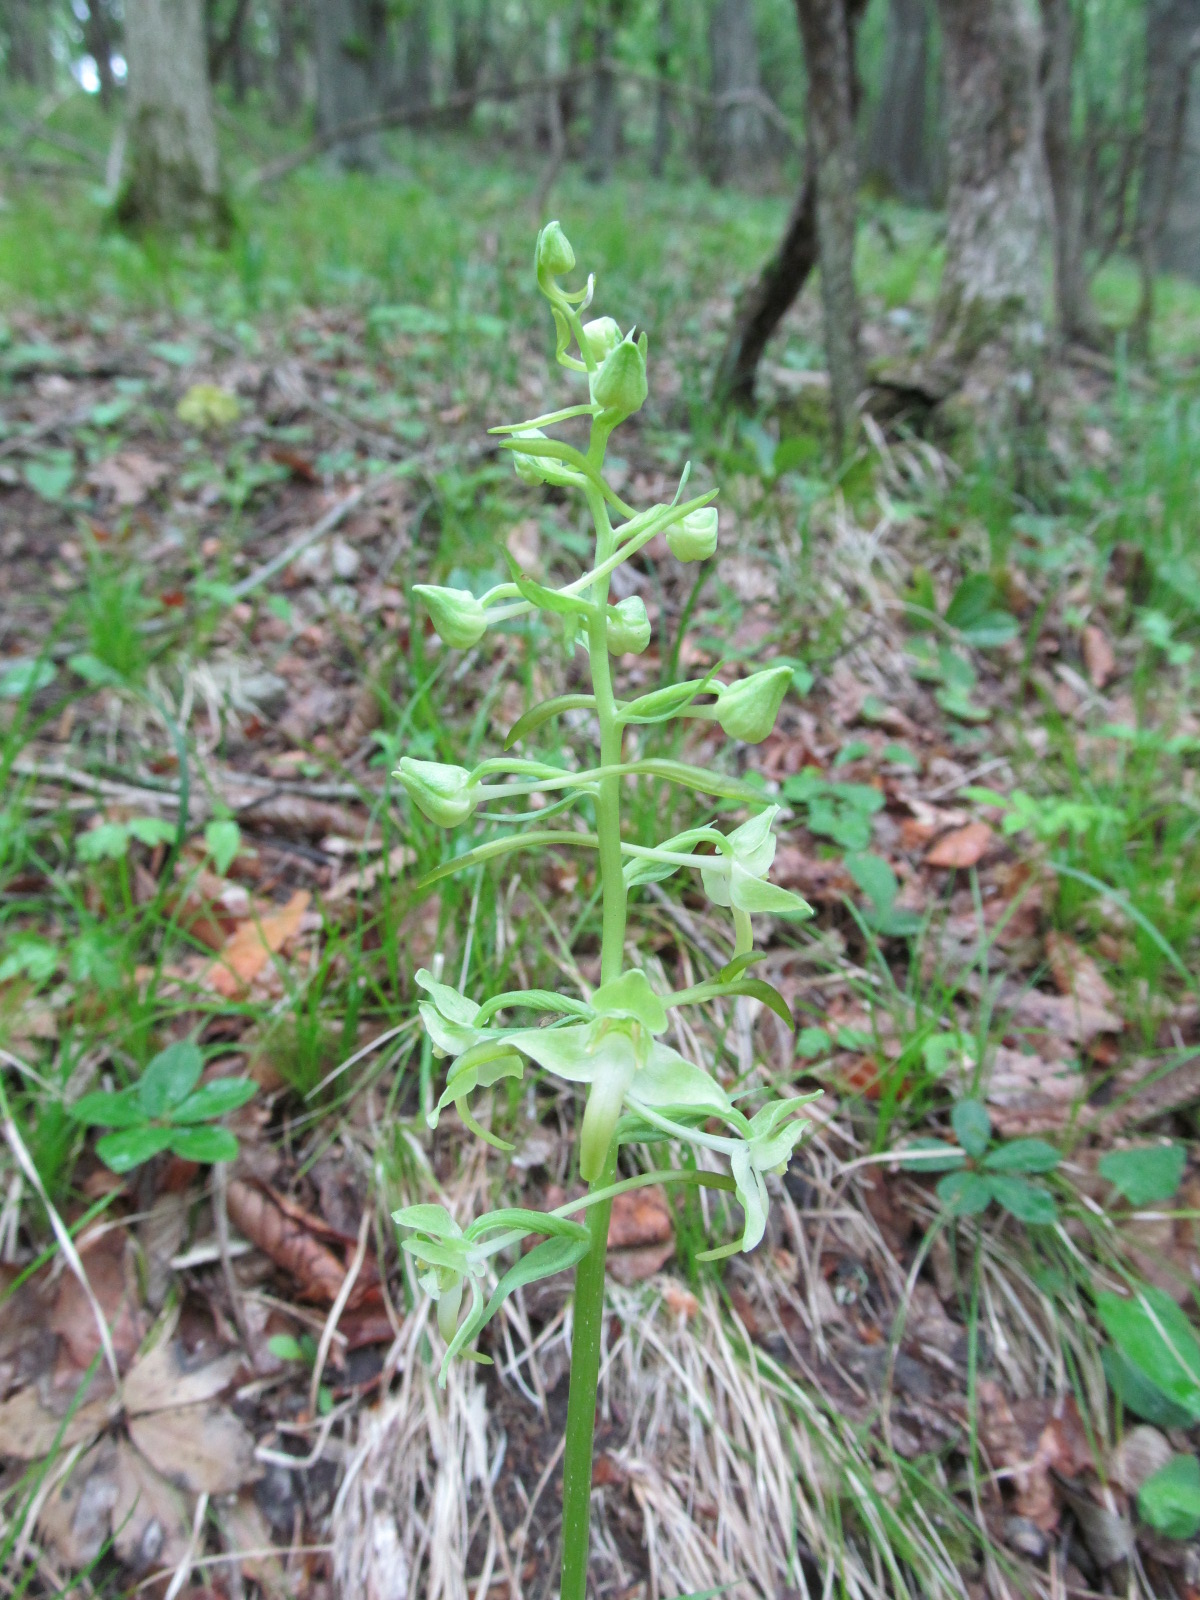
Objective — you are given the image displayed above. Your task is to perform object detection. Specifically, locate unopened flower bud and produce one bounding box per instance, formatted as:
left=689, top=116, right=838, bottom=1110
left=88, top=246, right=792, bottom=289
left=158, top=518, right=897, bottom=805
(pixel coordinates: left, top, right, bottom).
left=536, top=220, right=575, bottom=283
left=667, top=506, right=718, bottom=563
left=582, top=316, right=621, bottom=364
left=715, top=665, right=792, bottom=744
left=510, top=428, right=577, bottom=488
left=397, top=758, right=480, bottom=827
left=413, top=584, right=487, bottom=649
left=607, top=596, right=651, bottom=656
left=591, top=332, right=647, bottom=423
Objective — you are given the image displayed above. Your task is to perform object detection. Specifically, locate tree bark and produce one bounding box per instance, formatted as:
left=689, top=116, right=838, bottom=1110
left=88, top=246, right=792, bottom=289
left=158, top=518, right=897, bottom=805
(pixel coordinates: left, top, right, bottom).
left=924, top=0, right=1047, bottom=401
left=709, top=0, right=767, bottom=185
left=313, top=0, right=389, bottom=171
left=715, top=0, right=868, bottom=412
left=1039, top=0, right=1100, bottom=344
left=4, top=0, right=52, bottom=86
left=396, top=0, right=432, bottom=113
left=272, top=0, right=305, bottom=122
left=116, top=0, right=229, bottom=237
left=84, top=1, right=117, bottom=108
left=1137, top=0, right=1200, bottom=296
left=867, top=0, right=932, bottom=202
left=794, top=0, right=865, bottom=457
left=586, top=16, right=620, bottom=183
left=650, top=0, right=671, bottom=178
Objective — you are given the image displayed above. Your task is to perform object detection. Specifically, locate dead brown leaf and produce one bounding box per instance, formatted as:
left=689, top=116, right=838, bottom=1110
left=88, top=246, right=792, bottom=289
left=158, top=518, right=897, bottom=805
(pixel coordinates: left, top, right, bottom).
left=1045, top=930, right=1116, bottom=1013
left=39, top=1438, right=120, bottom=1567
left=225, top=1176, right=350, bottom=1302
left=206, top=888, right=310, bottom=997
left=112, top=1436, right=191, bottom=1573
left=0, top=1379, right=114, bottom=1458
left=51, top=1229, right=146, bottom=1372
left=926, top=821, right=994, bottom=869
left=129, top=1400, right=259, bottom=1494
left=87, top=450, right=170, bottom=507
left=606, top=1186, right=674, bottom=1285
left=987, top=1046, right=1083, bottom=1136
left=1082, top=624, right=1116, bottom=689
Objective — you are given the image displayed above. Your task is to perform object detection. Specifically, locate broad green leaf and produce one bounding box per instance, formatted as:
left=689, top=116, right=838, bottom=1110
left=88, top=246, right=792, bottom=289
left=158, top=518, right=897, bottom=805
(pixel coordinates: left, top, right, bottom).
left=986, top=1175, right=1057, bottom=1224
left=96, top=1125, right=174, bottom=1173
left=795, top=1026, right=831, bottom=1058
left=78, top=822, right=132, bottom=862
left=172, top=1078, right=257, bottom=1123
left=844, top=852, right=897, bottom=915
left=70, top=1089, right=144, bottom=1128
left=1099, top=1144, right=1186, bottom=1207
left=943, top=573, right=997, bottom=631
left=1138, top=1454, right=1200, bottom=1540
left=266, top=1334, right=306, bottom=1362
left=138, top=1040, right=204, bottom=1117
left=905, top=1138, right=967, bottom=1174
left=127, top=818, right=176, bottom=849
left=1102, top=1346, right=1197, bottom=1428
left=25, top=458, right=74, bottom=502
left=937, top=1170, right=992, bottom=1215
left=983, top=1139, right=1061, bottom=1175
left=951, top=1099, right=991, bottom=1159
left=204, top=819, right=242, bottom=875
left=1096, top=1287, right=1200, bottom=1421
left=0, top=934, right=58, bottom=985
left=0, top=659, right=56, bottom=698
left=168, top=1125, right=238, bottom=1164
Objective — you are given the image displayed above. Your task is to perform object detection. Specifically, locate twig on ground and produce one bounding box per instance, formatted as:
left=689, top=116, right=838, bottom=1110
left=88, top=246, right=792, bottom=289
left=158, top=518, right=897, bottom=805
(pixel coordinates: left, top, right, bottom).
left=309, top=1205, right=372, bottom=1416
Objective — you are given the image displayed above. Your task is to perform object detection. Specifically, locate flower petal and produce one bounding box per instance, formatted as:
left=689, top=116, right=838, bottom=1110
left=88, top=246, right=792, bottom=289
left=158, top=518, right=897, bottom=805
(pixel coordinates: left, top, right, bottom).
left=632, top=1040, right=733, bottom=1114
left=507, top=1023, right=632, bottom=1083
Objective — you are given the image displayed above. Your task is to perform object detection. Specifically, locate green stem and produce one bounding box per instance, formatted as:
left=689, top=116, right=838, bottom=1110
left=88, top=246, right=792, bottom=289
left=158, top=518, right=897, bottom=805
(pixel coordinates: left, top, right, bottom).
left=560, top=468, right=626, bottom=1600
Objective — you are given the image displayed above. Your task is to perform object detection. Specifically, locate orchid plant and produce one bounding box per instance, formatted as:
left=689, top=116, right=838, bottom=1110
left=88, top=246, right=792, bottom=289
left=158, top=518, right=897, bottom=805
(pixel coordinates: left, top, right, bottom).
left=393, top=223, right=817, bottom=1600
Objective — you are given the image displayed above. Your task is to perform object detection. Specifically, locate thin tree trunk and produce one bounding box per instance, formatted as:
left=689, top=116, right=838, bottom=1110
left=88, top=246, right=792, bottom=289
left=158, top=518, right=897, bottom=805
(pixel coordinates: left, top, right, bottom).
left=650, top=0, right=671, bottom=178
left=4, top=0, right=52, bottom=85
left=397, top=0, right=432, bottom=112
left=586, top=17, right=620, bottom=183
left=709, top=0, right=767, bottom=185
left=272, top=0, right=304, bottom=122
left=1040, top=0, right=1100, bottom=344
left=1133, top=0, right=1200, bottom=346
left=116, top=0, right=228, bottom=236
left=925, top=0, right=1046, bottom=401
left=313, top=0, right=388, bottom=171
left=715, top=0, right=868, bottom=411
left=85, top=1, right=116, bottom=108
left=795, top=0, right=865, bottom=457
left=867, top=0, right=932, bottom=202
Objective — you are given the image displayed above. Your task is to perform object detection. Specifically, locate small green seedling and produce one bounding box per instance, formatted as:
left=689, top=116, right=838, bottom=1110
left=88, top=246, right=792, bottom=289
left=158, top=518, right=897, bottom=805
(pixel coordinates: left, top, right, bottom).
left=966, top=786, right=1123, bottom=843
left=268, top=1332, right=334, bottom=1413
left=77, top=816, right=176, bottom=863
left=70, top=1039, right=256, bottom=1173
left=1098, top=1143, right=1186, bottom=1207
left=913, top=1099, right=1061, bottom=1222
left=844, top=852, right=922, bottom=937
left=782, top=770, right=884, bottom=851
left=906, top=567, right=1019, bottom=649
left=1138, top=1454, right=1200, bottom=1540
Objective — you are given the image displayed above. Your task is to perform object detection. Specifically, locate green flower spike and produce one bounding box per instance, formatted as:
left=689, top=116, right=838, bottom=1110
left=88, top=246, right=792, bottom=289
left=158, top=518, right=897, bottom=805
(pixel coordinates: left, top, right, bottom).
left=506, top=970, right=732, bottom=1182
left=607, top=596, right=651, bottom=656
left=582, top=316, right=622, bottom=364
left=591, top=331, right=648, bottom=425
left=413, top=584, right=488, bottom=649
left=397, top=758, right=481, bottom=827
left=667, top=506, right=718, bottom=563
left=714, top=665, right=792, bottom=744
left=699, top=807, right=812, bottom=919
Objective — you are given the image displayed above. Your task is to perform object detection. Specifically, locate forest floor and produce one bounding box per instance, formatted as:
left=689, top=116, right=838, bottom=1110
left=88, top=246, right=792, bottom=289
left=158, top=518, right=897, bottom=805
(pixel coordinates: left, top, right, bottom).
left=3, top=115, right=1200, bottom=1600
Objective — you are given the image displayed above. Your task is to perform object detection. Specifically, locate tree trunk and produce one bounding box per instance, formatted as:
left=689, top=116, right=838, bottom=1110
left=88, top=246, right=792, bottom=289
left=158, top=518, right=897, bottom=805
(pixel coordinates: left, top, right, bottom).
left=396, top=0, right=432, bottom=112
left=925, top=0, right=1047, bottom=404
left=85, top=1, right=117, bottom=108
left=709, top=0, right=767, bottom=185
left=313, top=0, right=388, bottom=171
left=1159, top=58, right=1200, bottom=279
left=586, top=18, right=620, bottom=183
left=4, top=0, right=52, bottom=86
left=795, top=0, right=865, bottom=457
left=650, top=0, right=671, bottom=178
left=116, top=0, right=229, bottom=237
left=1137, top=0, right=1200, bottom=318
left=272, top=0, right=305, bottom=122
left=714, top=0, right=868, bottom=412
left=867, top=0, right=932, bottom=202
left=1040, top=0, right=1100, bottom=344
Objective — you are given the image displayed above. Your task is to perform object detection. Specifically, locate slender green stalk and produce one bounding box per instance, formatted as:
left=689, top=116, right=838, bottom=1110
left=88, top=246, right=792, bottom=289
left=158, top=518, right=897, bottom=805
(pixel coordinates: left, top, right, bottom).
left=560, top=466, right=627, bottom=1600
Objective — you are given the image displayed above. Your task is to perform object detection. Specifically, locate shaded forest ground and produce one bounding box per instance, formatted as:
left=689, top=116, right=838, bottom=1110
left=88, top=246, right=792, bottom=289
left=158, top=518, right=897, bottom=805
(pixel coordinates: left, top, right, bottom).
left=4, top=112, right=1200, bottom=1599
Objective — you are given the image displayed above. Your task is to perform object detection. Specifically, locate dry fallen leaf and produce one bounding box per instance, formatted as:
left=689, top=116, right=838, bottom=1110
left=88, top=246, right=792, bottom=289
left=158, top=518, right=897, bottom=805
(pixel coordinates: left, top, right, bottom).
left=225, top=1176, right=350, bottom=1303
left=87, top=450, right=170, bottom=507
left=51, top=1229, right=146, bottom=1372
left=926, top=821, right=994, bottom=869
left=129, top=1400, right=258, bottom=1494
left=112, top=1436, right=191, bottom=1573
left=207, top=888, right=310, bottom=997
left=1082, top=624, right=1116, bottom=689
left=606, top=1185, right=674, bottom=1285
left=1045, top=930, right=1116, bottom=1013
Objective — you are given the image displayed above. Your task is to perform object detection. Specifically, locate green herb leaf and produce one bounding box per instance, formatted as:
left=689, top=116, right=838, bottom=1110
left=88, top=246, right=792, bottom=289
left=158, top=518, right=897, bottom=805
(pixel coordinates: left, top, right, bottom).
left=1099, top=1144, right=1186, bottom=1207
left=70, top=1089, right=144, bottom=1129
left=168, top=1126, right=239, bottom=1164
left=1096, top=1287, right=1200, bottom=1421
left=937, top=1170, right=993, bottom=1215
left=1138, top=1454, right=1200, bottom=1540
left=204, top=819, right=242, bottom=875
left=172, top=1078, right=257, bottom=1124
left=983, top=1139, right=1061, bottom=1175
left=96, top=1125, right=175, bottom=1173
left=139, top=1041, right=204, bottom=1117
left=986, top=1175, right=1057, bottom=1224
left=950, top=1100, right=991, bottom=1159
